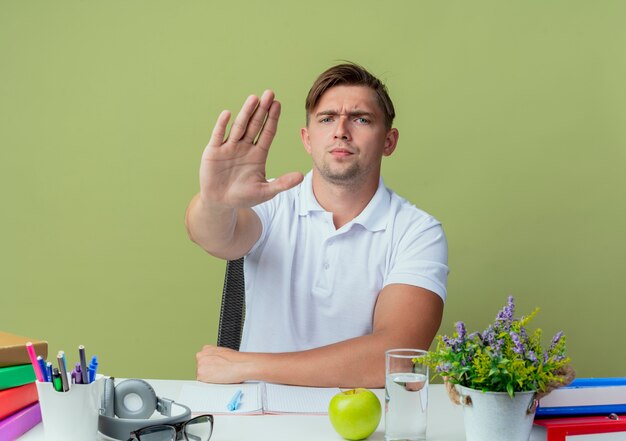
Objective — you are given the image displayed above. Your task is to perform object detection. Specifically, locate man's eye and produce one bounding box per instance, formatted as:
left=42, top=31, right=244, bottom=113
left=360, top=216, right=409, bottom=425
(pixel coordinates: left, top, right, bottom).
left=320, top=117, right=333, bottom=123
left=356, top=117, right=370, bottom=124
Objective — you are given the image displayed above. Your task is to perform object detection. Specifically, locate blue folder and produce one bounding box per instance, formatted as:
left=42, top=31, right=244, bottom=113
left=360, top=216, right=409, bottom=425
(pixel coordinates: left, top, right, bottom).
left=536, top=378, right=626, bottom=417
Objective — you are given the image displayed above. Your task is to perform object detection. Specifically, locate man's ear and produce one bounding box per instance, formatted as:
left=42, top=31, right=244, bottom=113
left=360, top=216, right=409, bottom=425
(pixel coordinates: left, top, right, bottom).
left=383, top=128, right=399, bottom=157
left=300, top=127, right=312, bottom=155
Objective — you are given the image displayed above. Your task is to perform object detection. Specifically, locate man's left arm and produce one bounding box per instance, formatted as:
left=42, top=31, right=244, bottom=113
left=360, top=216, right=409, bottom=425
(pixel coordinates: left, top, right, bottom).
left=196, top=284, right=443, bottom=388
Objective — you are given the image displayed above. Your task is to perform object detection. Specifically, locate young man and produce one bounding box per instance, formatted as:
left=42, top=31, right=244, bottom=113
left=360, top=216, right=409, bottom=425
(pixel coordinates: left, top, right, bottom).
left=185, top=63, right=448, bottom=388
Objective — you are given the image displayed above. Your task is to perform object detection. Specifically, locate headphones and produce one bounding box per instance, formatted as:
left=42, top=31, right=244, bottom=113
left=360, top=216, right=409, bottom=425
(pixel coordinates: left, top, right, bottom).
left=98, top=378, right=191, bottom=440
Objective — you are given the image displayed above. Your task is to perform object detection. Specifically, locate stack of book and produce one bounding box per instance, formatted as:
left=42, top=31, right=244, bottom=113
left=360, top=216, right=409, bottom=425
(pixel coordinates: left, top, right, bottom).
left=0, top=331, right=48, bottom=441
left=534, top=378, right=626, bottom=441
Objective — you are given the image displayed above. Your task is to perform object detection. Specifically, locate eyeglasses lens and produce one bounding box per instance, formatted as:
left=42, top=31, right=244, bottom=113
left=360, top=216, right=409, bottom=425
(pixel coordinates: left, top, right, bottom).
left=185, top=415, right=213, bottom=441
left=135, top=425, right=176, bottom=441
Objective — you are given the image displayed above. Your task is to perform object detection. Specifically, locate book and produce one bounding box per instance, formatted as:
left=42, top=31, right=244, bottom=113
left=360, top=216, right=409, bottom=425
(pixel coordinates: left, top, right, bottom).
left=178, top=382, right=342, bottom=415
left=0, top=332, right=48, bottom=369
left=537, top=378, right=626, bottom=417
left=0, top=383, right=39, bottom=421
left=0, top=402, right=42, bottom=441
left=0, top=365, right=36, bottom=391
left=534, top=414, right=626, bottom=441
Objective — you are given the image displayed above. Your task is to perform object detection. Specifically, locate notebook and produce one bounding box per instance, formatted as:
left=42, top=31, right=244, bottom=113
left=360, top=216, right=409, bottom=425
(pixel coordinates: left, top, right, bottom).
left=536, top=378, right=626, bottom=417
left=178, top=382, right=341, bottom=415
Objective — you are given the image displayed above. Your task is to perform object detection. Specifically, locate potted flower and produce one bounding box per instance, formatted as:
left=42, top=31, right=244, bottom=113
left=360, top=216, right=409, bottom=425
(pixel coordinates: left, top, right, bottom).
left=426, top=296, right=575, bottom=441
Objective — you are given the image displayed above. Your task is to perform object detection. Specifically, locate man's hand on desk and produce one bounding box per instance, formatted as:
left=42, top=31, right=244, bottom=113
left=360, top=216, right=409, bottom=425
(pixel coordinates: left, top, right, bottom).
left=196, top=345, right=253, bottom=383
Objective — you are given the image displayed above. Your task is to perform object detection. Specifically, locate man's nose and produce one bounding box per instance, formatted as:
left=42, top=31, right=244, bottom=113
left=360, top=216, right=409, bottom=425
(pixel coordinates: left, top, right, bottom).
left=333, top=117, right=351, bottom=141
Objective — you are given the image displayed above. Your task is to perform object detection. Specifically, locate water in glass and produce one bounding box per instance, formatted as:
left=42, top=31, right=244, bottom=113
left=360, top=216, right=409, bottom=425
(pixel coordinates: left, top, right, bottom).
left=385, top=372, right=428, bottom=441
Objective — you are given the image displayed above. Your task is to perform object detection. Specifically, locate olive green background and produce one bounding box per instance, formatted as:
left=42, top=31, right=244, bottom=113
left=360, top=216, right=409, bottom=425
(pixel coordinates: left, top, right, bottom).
left=1, top=1, right=625, bottom=380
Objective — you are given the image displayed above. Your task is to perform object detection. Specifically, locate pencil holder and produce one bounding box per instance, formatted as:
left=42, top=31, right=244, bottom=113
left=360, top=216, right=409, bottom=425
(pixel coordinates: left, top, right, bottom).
left=35, top=376, right=103, bottom=441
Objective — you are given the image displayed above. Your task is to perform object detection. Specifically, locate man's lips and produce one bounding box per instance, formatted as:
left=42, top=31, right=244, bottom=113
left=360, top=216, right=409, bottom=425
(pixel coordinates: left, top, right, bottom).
left=329, top=148, right=354, bottom=157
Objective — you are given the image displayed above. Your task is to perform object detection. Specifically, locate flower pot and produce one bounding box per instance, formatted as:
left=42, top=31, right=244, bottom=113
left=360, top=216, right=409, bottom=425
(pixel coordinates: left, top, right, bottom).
left=456, top=385, right=537, bottom=441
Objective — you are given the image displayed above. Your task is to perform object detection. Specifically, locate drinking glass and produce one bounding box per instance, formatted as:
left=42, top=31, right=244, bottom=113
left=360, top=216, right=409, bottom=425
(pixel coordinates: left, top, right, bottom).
left=385, top=349, right=429, bottom=441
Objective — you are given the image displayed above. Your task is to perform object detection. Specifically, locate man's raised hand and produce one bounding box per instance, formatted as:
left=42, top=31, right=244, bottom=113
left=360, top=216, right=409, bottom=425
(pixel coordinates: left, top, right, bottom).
left=200, top=90, right=303, bottom=209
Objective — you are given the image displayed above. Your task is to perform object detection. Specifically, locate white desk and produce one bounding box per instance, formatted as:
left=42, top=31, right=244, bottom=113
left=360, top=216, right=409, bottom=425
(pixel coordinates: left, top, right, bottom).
left=17, top=379, right=620, bottom=441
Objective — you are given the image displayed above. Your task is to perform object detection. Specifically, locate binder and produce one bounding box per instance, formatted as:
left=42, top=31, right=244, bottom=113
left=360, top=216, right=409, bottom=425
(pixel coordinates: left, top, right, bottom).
left=536, top=378, right=626, bottom=417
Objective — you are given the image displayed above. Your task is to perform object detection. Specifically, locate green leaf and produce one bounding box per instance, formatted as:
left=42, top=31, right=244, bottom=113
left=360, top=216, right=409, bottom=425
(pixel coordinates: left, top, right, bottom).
left=506, top=383, right=515, bottom=398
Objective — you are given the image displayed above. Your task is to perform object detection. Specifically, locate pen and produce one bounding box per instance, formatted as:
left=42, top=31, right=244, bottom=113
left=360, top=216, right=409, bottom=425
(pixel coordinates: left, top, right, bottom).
left=78, top=345, right=88, bottom=385
left=37, top=356, right=48, bottom=382
left=57, top=351, right=69, bottom=392
left=227, top=389, right=243, bottom=411
left=46, top=362, right=53, bottom=384
left=52, top=368, right=63, bottom=392
left=25, top=342, right=45, bottom=382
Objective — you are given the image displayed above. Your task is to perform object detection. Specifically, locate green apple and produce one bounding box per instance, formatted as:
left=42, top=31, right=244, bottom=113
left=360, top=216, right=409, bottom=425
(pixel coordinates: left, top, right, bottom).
left=328, top=388, right=382, bottom=440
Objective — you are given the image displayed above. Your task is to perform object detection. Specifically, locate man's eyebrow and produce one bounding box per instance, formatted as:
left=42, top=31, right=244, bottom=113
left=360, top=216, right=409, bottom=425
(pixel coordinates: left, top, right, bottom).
left=315, top=110, right=376, bottom=118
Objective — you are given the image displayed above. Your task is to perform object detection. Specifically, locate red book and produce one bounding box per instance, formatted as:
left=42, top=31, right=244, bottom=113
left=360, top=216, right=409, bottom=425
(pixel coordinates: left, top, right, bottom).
left=534, top=414, right=626, bottom=441
left=0, top=383, right=39, bottom=420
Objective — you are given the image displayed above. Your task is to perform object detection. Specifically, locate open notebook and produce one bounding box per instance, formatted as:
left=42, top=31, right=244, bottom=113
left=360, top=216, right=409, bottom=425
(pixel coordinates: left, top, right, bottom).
left=178, top=382, right=341, bottom=415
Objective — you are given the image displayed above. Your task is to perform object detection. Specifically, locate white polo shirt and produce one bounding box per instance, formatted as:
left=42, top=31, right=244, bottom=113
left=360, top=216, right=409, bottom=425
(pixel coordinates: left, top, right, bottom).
left=239, top=171, right=449, bottom=353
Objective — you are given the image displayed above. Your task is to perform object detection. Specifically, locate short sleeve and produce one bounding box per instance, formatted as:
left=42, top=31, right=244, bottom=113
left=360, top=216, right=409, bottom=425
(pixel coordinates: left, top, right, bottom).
left=248, top=194, right=279, bottom=256
left=384, top=218, right=449, bottom=301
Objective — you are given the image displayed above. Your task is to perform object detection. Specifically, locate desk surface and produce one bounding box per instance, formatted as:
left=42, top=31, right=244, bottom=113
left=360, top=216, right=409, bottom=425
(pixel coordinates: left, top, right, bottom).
left=17, top=379, right=617, bottom=441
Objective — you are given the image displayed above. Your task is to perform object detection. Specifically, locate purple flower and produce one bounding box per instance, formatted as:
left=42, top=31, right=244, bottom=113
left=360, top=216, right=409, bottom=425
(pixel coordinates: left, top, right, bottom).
left=510, top=331, right=525, bottom=355
left=520, top=327, right=528, bottom=340
left=528, top=350, right=538, bottom=363
left=456, top=321, right=467, bottom=340
left=550, top=331, right=564, bottom=350
left=436, top=362, right=452, bottom=373
left=483, top=325, right=496, bottom=347
left=495, top=339, right=505, bottom=352
left=495, top=296, right=515, bottom=330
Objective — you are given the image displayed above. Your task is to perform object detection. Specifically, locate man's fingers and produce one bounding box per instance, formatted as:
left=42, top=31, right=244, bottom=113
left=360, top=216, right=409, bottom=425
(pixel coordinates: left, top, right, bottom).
left=208, top=110, right=231, bottom=147
left=241, top=90, right=275, bottom=144
left=264, top=172, right=304, bottom=199
left=255, top=100, right=281, bottom=151
left=228, top=94, right=259, bottom=143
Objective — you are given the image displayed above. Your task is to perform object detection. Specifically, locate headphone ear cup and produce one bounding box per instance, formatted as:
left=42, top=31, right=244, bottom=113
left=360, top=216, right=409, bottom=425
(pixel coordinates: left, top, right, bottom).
left=102, top=377, right=115, bottom=417
left=113, top=379, right=158, bottom=419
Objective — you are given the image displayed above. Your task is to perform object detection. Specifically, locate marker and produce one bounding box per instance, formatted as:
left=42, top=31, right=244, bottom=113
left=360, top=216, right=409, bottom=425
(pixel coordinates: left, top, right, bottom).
left=57, top=352, right=69, bottom=392
left=87, top=355, right=98, bottom=383
left=227, top=389, right=243, bottom=411
left=25, top=342, right=45, bottom=382
left=37, top=356, right=48, bottom=382
left=71, top=363, right=82, bottom=385
left=78, top=345, right=89, bottom=385
left=52, top=368, right=63, bottom=392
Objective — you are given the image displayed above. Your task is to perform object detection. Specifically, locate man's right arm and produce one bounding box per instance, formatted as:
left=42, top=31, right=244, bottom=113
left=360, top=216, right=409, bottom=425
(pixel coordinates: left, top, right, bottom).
left=185, top=194, right=261, bottom=261
left=185, top=90, right=303, bottom=260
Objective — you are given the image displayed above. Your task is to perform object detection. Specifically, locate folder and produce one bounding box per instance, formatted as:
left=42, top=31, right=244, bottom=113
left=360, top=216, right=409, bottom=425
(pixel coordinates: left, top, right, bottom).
left=536, top=378, right=626, bottom=417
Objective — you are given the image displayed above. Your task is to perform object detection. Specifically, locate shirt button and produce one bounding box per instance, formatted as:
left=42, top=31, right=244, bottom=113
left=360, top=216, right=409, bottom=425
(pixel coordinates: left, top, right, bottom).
left=323, top=263, right=330, bottom=270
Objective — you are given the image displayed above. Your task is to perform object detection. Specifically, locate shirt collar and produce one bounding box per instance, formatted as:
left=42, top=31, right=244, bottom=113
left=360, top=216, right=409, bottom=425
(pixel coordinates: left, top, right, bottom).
left=297, top=170, right=391, bottom=232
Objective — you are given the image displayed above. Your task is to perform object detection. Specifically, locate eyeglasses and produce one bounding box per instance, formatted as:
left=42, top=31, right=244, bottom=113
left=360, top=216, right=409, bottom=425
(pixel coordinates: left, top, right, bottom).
left=127, top=415, right=214, bottom=441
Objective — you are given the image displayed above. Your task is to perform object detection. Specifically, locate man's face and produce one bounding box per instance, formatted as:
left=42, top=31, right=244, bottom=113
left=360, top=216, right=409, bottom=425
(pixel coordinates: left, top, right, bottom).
left=301, top=85, right=398, bottom=187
